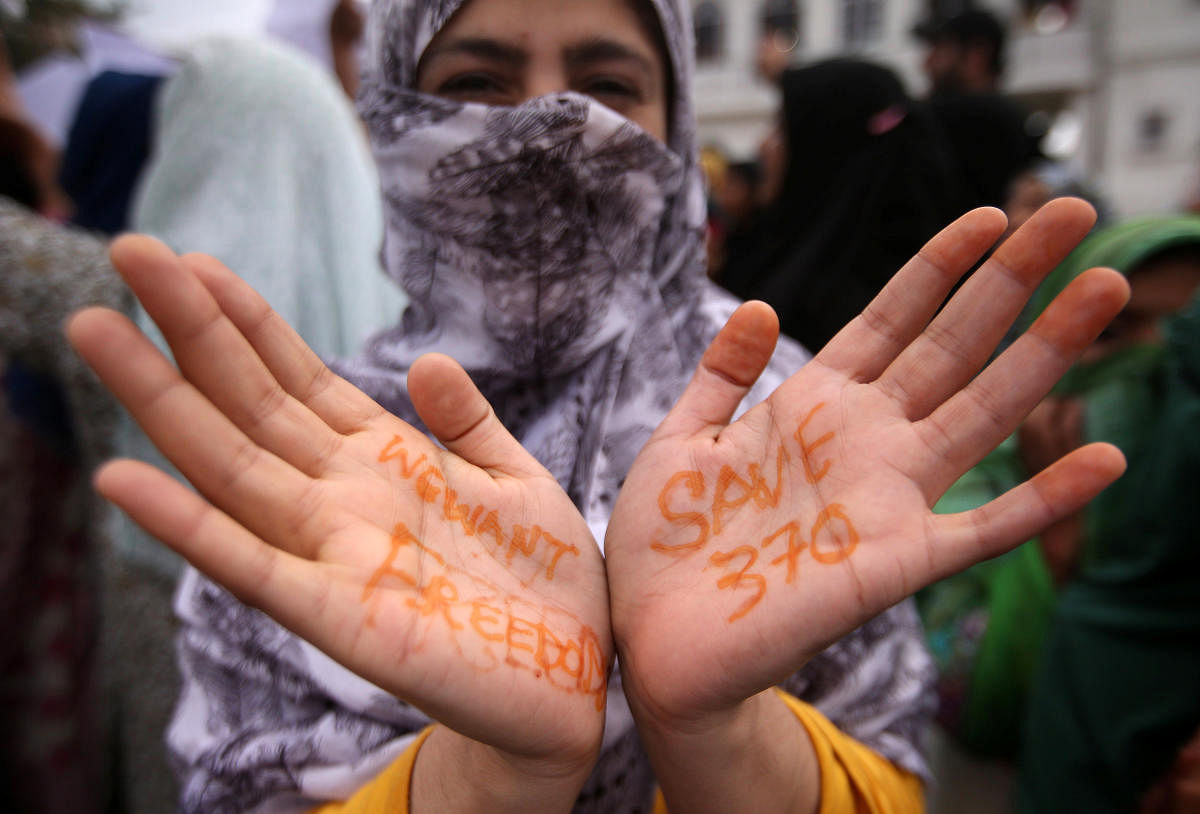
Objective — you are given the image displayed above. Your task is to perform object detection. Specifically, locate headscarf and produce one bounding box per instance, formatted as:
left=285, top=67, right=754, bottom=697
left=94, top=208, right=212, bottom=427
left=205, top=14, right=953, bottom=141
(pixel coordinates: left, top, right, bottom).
left=1026, top=215, right=1200, bottom=592
left=117, top=36, right=406, bottom=579
left=133, top=36, right=403, bottom=361
left=169, top=5, right=934, bottom=812
left=721, top=59, right=960, bottom=352
left=927, top=89, right=1041, bottom=213
left=337, top=0, right=727, bottom=532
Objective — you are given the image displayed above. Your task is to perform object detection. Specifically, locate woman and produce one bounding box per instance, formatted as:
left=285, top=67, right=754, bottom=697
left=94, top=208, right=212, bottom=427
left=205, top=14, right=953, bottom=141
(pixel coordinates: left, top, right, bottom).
left=66, top=0, right=1129, bottom=811
left=720, top=59, right=960, bottom=352
left=1017, top=216, right=1200, bottom=814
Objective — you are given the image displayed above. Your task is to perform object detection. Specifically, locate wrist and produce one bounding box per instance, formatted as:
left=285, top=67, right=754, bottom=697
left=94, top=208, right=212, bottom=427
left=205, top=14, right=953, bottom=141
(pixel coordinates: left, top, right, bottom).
left=627, top=689, right=820, bottom=814
left=411, top=726, right=596, bottom=814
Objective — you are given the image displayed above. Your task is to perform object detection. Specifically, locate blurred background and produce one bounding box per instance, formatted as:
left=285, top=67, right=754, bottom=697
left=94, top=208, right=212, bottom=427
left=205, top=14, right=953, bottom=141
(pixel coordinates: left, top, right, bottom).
left=692, top=0, right=1199, bottom=219
left=7, top=0, right=1199, bottom=219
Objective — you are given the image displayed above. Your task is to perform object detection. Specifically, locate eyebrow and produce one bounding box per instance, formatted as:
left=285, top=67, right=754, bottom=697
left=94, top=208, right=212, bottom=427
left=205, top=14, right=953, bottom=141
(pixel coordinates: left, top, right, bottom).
left=563, top=38, right=657, bottom=76
left=423, top=36, right=657, bottom=78
left=422, top=37, right=528, bottom=68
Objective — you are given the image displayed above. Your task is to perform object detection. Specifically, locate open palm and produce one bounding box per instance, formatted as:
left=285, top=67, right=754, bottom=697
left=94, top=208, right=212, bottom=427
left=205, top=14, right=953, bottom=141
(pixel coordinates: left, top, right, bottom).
left=607, top=200, right=1130, bottom=727
left=67, top=237, right=610, bottom=766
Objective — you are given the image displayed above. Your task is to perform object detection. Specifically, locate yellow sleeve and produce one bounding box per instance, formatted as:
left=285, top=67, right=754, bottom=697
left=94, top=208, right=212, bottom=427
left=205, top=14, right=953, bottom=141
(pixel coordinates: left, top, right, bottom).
left=650, top=691, right=924, bottom=814
left=308, top=726, right=436, bottom=814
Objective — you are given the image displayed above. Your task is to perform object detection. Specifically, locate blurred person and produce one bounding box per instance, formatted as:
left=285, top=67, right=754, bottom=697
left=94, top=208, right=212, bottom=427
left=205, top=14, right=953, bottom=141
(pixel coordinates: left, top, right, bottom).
left=0, top=37, right=71, bottom=219
left=915, top=217, right=1200, bottom=814
left=1185, top=165, right=1200, bottom=215
left=64, top=2, right=1133, bottom=814
left=1016, top=216, right=1200, bottom=814
left=710, top=158, right=764, bottom=284
left=755, top=29, right=794, bottom=85
left=330, top=0, right=368, bottom=99
left=914, top=8, right=1007, bottom=96
left=0, top=81, right=126, bottom=814
left=58, top=69, right=165, bottom=235
left=699, top=143, right=729, bottom=276
left=0, top=184, right=129, bottom=814
left=266, top=0, right=368, bottom=98
left=755, top=3, right=802, bottom=86
left=719, top=160, right=763, bottom=234
left=995, top=160, right=1113, bottom=354
left=720, top=58, right=960, bottom=353
left=912, top=8, right=1041, bottom=212
left=51, top=0, right=371, bottom=238
left=96, top=35, right=406, bottom=814
left=0, top=32, right=406, bottom=814
left=1002, top=161, right=1112, bottom=243
left=1140, top=724, right=1200, bottom=814
left=0, top=111, right=42, bottom=209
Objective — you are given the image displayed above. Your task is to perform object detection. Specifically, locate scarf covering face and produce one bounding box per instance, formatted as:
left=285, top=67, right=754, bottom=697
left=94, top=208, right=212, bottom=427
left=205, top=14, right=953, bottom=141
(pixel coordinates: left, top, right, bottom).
left=169, top=3, right=934, bottom=811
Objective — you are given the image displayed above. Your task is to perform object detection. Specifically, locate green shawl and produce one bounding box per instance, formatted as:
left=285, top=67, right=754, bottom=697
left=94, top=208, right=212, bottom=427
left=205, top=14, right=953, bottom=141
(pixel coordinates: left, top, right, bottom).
left=919, top=215, right=1200, bottom=764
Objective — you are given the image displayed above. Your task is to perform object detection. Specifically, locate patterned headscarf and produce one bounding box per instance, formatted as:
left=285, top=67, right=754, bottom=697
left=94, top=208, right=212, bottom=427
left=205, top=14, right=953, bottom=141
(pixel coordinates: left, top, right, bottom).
left=336, top=0, right=740, bottom=540
left=170, top=3, right=933, bottom=811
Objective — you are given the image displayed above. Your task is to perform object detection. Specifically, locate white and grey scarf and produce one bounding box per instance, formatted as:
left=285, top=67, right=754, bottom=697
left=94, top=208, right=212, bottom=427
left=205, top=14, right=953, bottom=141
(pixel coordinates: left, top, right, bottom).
left=169, top=2, right=935, bottom=812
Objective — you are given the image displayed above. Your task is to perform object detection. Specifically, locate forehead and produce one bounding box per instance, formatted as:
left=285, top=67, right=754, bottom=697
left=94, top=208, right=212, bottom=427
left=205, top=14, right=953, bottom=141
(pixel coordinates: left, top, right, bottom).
left=426, top=0, right=666, bottom=58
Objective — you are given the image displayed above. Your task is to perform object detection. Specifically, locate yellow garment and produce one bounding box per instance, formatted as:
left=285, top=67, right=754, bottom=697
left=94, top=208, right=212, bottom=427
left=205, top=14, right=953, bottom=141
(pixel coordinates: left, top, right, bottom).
left=649, top=692, right=924, bottom=814
left=309, top=727, right=435, bottom=814
left=310, top=692, right=922, bottom=814
left=775, top=691, right=924, bottom=814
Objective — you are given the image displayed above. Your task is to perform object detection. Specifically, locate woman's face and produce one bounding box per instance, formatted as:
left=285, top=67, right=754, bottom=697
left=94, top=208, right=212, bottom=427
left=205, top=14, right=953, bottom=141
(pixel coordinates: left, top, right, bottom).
left=414, top=0, right=670, bottom=142
left=1083, top=251, right=1200, bottom=362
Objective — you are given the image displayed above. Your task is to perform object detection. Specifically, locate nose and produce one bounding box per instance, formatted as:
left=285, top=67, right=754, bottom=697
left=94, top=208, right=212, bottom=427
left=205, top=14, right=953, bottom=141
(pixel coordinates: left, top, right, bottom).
left=524, top=56, right=570, bottom=102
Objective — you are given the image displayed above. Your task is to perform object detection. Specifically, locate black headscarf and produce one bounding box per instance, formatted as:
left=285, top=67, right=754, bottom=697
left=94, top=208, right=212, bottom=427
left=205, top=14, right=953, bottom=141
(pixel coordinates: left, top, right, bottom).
left=722, top=58, right=960, bottom=352
left=927, top=88, right=1042, bottom=213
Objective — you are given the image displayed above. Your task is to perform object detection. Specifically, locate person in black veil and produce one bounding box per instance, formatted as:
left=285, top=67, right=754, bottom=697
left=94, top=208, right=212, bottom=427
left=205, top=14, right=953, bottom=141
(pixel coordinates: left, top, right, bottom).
left=913, top=9, right=1042, bottom=214
left=720, top=58, right=961, bottom=353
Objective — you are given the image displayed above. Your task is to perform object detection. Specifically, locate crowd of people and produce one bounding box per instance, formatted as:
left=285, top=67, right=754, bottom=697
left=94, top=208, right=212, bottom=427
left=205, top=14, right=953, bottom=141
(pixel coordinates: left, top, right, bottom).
left=1, top=1, right=1198, bottom=813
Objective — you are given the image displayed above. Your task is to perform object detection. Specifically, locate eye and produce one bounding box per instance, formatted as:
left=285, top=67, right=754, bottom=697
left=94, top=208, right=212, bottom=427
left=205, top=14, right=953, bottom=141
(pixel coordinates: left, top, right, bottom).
left=435, top=72, right=510, bottom=102
left=578, top=75, right=643, bottom=103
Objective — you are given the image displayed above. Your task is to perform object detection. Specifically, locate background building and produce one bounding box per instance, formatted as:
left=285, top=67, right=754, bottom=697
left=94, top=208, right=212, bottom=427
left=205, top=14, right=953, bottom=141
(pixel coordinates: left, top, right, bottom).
left=691, top=0, right=1200, bottom=217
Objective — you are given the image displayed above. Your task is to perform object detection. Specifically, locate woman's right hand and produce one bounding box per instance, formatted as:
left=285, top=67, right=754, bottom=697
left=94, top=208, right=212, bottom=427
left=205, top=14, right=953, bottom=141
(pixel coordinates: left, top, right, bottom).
left=67, top=237, right=610, bottom=809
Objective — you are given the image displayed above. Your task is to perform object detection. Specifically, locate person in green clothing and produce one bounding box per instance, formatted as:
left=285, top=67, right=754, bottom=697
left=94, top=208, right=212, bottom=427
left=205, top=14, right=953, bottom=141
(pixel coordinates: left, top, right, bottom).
left=1014, top=216, right=1200, bottom=813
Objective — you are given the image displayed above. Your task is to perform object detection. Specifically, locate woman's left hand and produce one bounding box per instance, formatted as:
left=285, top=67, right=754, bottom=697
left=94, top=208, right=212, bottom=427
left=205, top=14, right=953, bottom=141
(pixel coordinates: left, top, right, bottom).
left=606, top=199, right=1129, bottom=731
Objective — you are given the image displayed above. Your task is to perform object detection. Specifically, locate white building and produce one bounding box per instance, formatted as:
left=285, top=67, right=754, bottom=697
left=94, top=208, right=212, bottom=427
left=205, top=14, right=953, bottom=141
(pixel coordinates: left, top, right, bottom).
left=691, top=0, right=1200, bottom=217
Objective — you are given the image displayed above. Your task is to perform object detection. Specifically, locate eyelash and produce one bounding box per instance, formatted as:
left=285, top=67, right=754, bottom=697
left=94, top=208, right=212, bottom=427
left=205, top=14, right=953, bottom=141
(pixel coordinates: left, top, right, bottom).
left=436, top=73, right=506, bottom=96
left=582, top=76, right=636, bottom=95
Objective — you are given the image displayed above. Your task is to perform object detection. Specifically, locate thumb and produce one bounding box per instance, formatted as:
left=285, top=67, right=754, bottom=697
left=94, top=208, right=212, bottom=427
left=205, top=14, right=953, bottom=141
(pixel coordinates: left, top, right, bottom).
left=656, top=301, right=780, bottom=440
left=408, top=353, right=548, bottom=479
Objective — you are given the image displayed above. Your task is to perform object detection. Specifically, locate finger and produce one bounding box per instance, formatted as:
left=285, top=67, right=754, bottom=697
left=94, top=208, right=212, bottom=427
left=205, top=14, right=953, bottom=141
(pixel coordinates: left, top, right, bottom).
left=67, top=307, right=328, bottom=548
left=407, top=353, right=550, bottom=480
left=915, top=267, right=1129, bottom=499
left=816, top=207, right=1007, bottom=379
left=95, top=459, right=342, bottom=650
left=652, top=301, right=779, bottom=440
left=109, top=236, right=343, bottom=475
left=877, top=197, right=1098, bottom=419
left=929, top=443, right=1125, bottom=579
left=182, top=253, right=386, bottom=433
